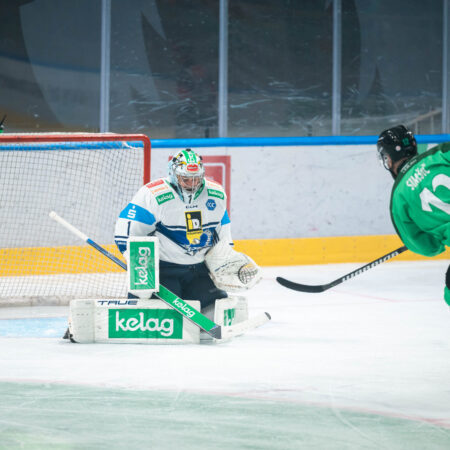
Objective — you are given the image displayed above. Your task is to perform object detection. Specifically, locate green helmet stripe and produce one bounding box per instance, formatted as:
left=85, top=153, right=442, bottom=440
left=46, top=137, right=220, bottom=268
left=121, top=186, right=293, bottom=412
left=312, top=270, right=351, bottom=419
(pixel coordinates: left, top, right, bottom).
left=180, top=149, right=199, bottom=163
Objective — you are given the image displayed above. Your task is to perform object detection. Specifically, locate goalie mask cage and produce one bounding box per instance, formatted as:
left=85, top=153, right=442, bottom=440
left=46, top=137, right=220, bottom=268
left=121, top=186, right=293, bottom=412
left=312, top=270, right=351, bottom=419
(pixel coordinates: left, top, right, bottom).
left=0, top=133, right=151, bottom=306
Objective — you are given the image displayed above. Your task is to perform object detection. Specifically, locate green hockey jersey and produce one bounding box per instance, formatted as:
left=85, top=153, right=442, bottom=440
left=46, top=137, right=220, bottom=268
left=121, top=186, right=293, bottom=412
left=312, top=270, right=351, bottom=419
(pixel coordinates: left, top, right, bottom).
left=390, top=142, right=450, bottom=256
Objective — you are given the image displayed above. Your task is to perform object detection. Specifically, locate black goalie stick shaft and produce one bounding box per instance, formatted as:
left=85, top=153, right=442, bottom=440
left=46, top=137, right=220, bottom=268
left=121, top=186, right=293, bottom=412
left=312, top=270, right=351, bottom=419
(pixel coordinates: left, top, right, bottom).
left=276, top=245, right=408, bottom=293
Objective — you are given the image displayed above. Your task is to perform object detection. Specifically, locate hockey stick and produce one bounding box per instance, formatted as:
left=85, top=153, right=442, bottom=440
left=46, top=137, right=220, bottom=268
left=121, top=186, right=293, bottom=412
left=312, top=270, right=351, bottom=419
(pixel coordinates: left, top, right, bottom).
left=49, top=211, right=270, bottom=339
left=276, top=245, right=408, bottom=293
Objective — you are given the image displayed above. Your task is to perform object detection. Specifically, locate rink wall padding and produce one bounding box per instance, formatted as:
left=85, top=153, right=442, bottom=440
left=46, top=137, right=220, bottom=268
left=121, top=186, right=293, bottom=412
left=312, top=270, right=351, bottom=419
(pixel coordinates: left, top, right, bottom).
left=234, top=234, right=450, bottom=266
left=149, top=139, right=449, bottom=242
left=0, top=245, right=124, bottom=276
left=2, top=235, right=449, bottom=276
left=3, top=137, right=450, bottom=277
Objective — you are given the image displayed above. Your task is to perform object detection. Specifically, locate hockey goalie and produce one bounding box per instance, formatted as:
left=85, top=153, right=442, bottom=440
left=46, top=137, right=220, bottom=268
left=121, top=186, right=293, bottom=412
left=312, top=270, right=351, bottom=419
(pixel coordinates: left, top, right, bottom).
left=116, top=148, right=261, bottom=334
left=67, top=148, right=262, bottom=344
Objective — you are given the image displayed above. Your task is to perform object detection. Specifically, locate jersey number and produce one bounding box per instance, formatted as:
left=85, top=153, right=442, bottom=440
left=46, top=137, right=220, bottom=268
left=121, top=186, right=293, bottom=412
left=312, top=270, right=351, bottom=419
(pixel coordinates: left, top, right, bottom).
left=419, top=174, right=450, bottom=214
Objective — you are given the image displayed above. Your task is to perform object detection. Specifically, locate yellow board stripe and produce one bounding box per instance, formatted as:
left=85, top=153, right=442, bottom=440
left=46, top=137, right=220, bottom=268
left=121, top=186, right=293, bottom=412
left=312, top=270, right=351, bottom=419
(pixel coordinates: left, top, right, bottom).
left=0, top=244, right=125, bottom=276
left=234, top=234, right=450, bottom=266
left=1, top=235, right=449, bottom=276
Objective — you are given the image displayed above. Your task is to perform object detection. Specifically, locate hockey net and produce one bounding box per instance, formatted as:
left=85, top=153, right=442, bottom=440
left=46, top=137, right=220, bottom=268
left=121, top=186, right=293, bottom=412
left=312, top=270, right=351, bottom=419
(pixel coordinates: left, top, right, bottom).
left=0, top=133, right=151, bottom=306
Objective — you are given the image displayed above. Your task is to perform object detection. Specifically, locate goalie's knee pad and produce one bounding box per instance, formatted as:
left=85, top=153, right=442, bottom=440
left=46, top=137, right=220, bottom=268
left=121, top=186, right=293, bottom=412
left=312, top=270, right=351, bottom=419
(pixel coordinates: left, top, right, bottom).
left=229, top=296, right=249, bottom=324
left=217, top=295, right=248, bottom=325
left=200, top=296, right=249, bottom=342
left=67, top=299, right=96, bottom=343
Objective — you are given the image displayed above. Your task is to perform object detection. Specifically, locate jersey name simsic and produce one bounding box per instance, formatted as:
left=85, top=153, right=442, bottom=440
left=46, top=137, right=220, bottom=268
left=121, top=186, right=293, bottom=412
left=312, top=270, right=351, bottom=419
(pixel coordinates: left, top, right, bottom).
left=405, top=163, right=430, bottom=191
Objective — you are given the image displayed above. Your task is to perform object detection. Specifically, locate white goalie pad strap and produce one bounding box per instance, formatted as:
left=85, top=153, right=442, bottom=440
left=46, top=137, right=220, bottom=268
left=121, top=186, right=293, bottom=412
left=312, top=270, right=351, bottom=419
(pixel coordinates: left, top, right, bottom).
left=205, top=241, right=262, bottom=292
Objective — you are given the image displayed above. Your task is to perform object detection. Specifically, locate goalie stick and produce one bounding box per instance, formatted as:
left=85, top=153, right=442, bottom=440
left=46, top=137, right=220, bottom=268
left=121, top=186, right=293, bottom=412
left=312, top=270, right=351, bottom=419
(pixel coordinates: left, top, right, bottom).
left=276, top=245, right=408, bottom=293
left=49, top=211, right=270, bottom=340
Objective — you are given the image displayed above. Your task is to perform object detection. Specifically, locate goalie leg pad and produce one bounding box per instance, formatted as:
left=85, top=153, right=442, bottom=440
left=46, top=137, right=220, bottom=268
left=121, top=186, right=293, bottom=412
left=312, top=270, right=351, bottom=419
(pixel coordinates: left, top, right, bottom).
left=68, top=299, right=96, bottom=343
left=200, top=296, right=249, bottom=342
left=231, top=295, right=249, bottom=324
left=67, top=299, right=201, bottom=344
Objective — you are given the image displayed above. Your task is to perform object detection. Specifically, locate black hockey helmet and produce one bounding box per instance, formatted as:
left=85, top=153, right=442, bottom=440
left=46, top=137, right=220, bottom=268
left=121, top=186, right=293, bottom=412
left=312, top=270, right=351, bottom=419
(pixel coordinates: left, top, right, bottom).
left=377, top=125, right=417, bottom=175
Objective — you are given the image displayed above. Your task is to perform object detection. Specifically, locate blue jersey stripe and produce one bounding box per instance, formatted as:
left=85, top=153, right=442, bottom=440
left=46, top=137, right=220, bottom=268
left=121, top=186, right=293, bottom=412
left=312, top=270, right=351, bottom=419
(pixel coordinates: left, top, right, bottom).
left=156, top=223, right=190, bottom=246
left=221, top=210, right=230, bottom=225
left=119, top=203, right=156, bottom=225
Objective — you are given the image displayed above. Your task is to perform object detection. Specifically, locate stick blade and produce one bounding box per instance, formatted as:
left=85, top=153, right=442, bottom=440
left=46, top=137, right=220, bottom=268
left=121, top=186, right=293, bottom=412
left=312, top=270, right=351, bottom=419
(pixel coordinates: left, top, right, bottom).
left=208, top=325, right=222, bottom=339
left=276, top=276, right=328, bottom=293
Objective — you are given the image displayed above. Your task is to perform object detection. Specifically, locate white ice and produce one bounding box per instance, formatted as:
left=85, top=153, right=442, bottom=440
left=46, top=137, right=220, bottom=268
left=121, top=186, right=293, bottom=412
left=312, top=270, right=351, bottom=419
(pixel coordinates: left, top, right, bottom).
left=1, top=260, right=450, bottom=448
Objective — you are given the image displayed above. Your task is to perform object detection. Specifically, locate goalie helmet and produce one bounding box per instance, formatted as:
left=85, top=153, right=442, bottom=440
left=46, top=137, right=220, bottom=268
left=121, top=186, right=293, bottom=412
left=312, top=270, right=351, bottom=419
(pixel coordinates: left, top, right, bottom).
left=168, top=148, right=205, bottom=203
left=377, top=125, right=417, bottom=178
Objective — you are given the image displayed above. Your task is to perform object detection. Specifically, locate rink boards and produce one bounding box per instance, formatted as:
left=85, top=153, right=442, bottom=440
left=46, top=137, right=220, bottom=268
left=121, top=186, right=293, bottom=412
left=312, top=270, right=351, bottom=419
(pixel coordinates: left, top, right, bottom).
left=1, top=234, right=450, bottom=277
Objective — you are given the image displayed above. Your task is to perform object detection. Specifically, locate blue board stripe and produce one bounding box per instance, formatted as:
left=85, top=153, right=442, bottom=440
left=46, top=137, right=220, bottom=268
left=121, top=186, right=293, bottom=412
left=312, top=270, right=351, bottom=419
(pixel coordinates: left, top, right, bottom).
left=150, top=134, right=450, bottom=148
left=0, top=141, right=144, bottom=152
left=3, top=135, right=447, bottom=151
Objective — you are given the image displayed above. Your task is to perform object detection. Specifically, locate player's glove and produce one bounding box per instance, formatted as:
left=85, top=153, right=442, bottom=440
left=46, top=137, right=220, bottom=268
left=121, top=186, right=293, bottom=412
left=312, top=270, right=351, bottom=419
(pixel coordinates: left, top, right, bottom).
left=204, top=240, right=262, bottom=292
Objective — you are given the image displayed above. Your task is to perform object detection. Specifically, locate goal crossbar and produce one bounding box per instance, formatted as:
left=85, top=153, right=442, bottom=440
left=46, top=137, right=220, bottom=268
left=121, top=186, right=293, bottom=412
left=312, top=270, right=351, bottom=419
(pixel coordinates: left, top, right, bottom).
left=0, top=133, right=151, bottom=184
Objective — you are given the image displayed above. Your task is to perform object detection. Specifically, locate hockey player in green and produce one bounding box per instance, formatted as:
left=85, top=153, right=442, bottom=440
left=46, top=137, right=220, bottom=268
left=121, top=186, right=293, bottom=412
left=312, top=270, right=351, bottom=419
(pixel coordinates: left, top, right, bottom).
left=377, top=125, right=450, bottom=305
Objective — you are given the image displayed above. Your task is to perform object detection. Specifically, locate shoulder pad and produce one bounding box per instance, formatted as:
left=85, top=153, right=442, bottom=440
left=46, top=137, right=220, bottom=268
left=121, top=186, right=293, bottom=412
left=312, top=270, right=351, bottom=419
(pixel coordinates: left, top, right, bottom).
left=205, top=178, right=224, bottom=189
left=144, top=178, right=176, bottom=204
left=145, top=178, right=172, bottom=195
left=145, top=178, right=165, bottom=189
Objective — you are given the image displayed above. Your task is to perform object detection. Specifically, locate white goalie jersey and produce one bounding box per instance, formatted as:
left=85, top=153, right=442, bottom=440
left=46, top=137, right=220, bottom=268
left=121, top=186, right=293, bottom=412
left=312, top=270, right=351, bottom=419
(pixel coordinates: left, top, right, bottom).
left=115, top=177, right=232, bottom=265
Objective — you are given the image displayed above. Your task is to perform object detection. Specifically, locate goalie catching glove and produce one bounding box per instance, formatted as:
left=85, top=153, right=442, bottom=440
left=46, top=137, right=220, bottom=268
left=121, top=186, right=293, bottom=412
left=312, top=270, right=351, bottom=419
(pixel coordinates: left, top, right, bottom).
left=204, top=240, right=262, bottom=292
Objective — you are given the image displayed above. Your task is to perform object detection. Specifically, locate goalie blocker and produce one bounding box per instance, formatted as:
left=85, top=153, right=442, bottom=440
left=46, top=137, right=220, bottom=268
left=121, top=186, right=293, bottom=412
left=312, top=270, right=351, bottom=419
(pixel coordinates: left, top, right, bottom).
left=204, top=240, right=262, bottom=292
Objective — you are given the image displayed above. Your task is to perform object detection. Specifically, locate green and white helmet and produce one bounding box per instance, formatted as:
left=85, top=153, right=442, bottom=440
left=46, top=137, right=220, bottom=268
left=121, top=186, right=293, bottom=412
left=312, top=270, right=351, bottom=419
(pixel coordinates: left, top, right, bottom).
left=168, top=148, right=205, bottom=203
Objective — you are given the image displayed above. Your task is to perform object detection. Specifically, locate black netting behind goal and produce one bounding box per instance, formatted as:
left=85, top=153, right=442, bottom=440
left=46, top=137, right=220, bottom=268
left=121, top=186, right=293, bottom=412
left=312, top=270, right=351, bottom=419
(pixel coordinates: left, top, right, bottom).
left=0, top=133, right=151, bottom=305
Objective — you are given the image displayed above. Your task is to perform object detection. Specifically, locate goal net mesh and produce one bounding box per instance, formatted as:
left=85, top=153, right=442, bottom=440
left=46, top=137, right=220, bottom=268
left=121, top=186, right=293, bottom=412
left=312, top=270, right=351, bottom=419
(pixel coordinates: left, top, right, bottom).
left=0, top=134, right=150, bottom=305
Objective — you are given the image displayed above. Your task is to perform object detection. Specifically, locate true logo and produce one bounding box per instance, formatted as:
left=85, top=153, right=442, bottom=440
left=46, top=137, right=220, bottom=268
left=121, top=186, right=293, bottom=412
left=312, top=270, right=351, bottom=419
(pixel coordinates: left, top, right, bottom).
left=97, top=300, right=138, bottom=306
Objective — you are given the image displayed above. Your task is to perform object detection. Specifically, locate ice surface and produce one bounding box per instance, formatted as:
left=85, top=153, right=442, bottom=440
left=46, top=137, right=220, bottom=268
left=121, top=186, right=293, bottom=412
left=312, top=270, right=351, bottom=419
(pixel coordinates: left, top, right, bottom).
left=1, top=260, right=450, bottom=449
